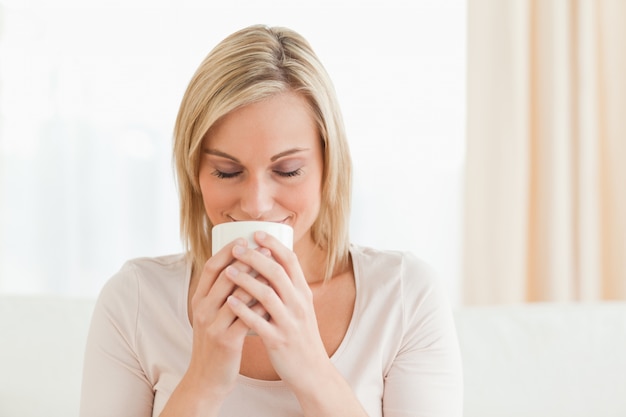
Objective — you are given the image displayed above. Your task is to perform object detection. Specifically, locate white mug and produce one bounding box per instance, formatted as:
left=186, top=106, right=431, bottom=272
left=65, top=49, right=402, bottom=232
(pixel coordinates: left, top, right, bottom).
left=211, top=221, right=293, bottom=255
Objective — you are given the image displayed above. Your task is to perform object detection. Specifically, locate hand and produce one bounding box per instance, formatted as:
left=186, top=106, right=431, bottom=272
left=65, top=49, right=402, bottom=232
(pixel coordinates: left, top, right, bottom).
left=185, top=239, right=270, bottom=401
left=224, top=232, right=330, bottom=392
left=221, top=234, right=369, bottom=417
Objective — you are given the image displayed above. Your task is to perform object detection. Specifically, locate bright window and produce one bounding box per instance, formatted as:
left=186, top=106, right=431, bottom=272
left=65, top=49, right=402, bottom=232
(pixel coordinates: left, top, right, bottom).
left=0, top=0, right=465, bottom=304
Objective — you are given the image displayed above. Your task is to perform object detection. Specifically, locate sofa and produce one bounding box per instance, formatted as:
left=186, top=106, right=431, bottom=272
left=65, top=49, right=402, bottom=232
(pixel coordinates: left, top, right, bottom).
left=1, top=295, right=625, bottom=417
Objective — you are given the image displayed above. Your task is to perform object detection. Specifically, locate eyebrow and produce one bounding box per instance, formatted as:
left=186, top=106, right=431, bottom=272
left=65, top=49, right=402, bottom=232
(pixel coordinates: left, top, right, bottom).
left=270, top=148, right=309, bottom=161
left=204, top=149, right=240, bottom=162
left=203, top=147, right=309, bottom=162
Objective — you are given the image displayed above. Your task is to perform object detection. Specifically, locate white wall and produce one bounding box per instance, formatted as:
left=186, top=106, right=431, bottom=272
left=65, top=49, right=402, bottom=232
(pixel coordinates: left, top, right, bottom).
left=0, top=0, right=465, bottom=304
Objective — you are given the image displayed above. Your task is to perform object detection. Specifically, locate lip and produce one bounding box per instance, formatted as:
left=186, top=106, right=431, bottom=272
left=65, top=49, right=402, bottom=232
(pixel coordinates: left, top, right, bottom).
left=227, top=215, right=290, bottom=224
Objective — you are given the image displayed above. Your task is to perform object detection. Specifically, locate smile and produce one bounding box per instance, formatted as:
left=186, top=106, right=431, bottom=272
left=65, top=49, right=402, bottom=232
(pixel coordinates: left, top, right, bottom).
left=227, top=215, right=290, bottom=224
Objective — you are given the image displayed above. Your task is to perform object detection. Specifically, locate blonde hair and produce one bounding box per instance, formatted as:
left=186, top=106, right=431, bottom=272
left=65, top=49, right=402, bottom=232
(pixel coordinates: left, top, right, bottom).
left=173, top=25, right=352, bottom=281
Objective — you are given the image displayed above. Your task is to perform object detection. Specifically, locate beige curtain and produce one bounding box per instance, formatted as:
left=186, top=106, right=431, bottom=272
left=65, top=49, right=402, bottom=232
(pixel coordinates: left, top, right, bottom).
left=464, top=0, right=626, bottom=304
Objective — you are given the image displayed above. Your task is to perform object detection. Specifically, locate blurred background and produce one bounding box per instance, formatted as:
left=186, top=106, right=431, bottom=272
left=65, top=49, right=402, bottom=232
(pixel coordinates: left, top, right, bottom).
left=0, top=0, right=624, bottom=307
left=0, top=0, right=466, bottom=302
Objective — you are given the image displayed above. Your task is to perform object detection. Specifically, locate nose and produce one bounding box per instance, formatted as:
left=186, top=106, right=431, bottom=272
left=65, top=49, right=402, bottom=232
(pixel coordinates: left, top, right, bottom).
left=239, top=175, right=275, bottom=220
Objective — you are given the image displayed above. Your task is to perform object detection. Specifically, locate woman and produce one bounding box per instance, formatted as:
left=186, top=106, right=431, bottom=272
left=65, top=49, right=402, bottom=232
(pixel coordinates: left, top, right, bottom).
left=80, top=25, right=463, bottom=417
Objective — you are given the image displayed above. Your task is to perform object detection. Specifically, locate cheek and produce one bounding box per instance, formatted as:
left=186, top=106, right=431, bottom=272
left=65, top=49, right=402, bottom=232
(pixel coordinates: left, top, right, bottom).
left=291, top=176, right=322, bottom=214
left=198, top=176, right=230, bottom=218
left=289, top=179, right=322, bottom=242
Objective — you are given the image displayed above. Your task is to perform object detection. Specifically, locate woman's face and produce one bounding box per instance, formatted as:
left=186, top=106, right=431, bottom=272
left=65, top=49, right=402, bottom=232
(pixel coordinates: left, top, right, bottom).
left=199, top=91, right=324, bottom=254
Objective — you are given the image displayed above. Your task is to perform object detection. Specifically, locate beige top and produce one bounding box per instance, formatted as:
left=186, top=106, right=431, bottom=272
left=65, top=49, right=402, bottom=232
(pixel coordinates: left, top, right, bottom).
left=80, top=245, right=463, bottom=417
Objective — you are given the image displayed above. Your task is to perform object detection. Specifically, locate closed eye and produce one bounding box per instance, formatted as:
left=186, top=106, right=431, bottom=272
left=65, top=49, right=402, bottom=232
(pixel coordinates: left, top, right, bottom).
left=275, top=169, right=302, bottom=178
left=212, top=170, right=242, bottom=179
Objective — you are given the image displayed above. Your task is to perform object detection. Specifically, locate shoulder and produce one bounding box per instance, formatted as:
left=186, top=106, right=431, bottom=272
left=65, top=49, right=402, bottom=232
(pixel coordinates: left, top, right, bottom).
left=350, top=244, right=440, bottom=295
left=351, top=244, right=458, bottom=351
left=120, top=253, right=189, bottom=277
left=96, top=253, right=189, bottom=310
left=350, top=244, right=450, bottom=327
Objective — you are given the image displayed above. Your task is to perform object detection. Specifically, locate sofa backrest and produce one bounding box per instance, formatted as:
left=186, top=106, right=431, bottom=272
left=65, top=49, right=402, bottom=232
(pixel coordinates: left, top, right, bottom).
left=2, top=296, right=626, bottom=417
left=455, top=302, right=626, bottom=417
left=0, top=295, right=95, bottom=417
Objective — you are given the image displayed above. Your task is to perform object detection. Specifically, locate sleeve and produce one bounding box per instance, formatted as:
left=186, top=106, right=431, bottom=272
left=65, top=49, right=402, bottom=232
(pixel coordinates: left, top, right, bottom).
left=79, top=263, right=154, bottom=417
left=382, top=254, right=464, bottom=417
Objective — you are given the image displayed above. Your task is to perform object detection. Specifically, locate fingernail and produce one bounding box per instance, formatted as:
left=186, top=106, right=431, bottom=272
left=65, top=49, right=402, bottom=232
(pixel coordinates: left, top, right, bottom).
left=259, top=248, right=271, bottom=257
left=226, top=265, right=239, bottom=277
left=227, top=295, right=240, bottom=307
left=256, top=231, right=267, bottom=240
left=233, top=245, right=245, bottom=256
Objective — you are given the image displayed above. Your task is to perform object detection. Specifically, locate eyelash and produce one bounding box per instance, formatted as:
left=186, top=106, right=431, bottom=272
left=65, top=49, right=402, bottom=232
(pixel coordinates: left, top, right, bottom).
left=212, top=170, right=241, bottom=179
left=211, top=169, right=302, bottom=179
left=277, top=168, right=302, bottom=178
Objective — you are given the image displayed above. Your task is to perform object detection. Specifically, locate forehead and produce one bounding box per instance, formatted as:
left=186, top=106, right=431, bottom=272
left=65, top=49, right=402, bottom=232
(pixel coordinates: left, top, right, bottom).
left=205, top=92, right=320, bottom=155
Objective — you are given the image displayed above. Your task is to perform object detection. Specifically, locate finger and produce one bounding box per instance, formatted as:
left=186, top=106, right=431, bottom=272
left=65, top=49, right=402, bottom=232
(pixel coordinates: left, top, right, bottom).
left=194, top=285, right=265, bottom=335
left=226, top=294, right=274, bottom=337
left=225, top=265, right=285, bottom=322
left=253, top=232, right=309, bottom=289
left=234, top=287, right=270, bottom=336
left=231, top=244, right=297, bottom=302
left=195, top=243, right=269, bottom=303
left=194, top=238, right=248, bottom=300
left=231, top=286, right=258, bottom=307
left=221, top=247, right=272, bottom=306
left=194, top=265, right=261, bottom=324
left=212, top=304, right=253, bottom=341
left=246, top=294, right=270, bottom=320
left=194, top=245, right=274, bottom=323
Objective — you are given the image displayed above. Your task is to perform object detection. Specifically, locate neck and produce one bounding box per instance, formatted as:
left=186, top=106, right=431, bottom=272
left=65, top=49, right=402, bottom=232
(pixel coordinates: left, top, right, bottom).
left=293, top=235, right=328, bottom=284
